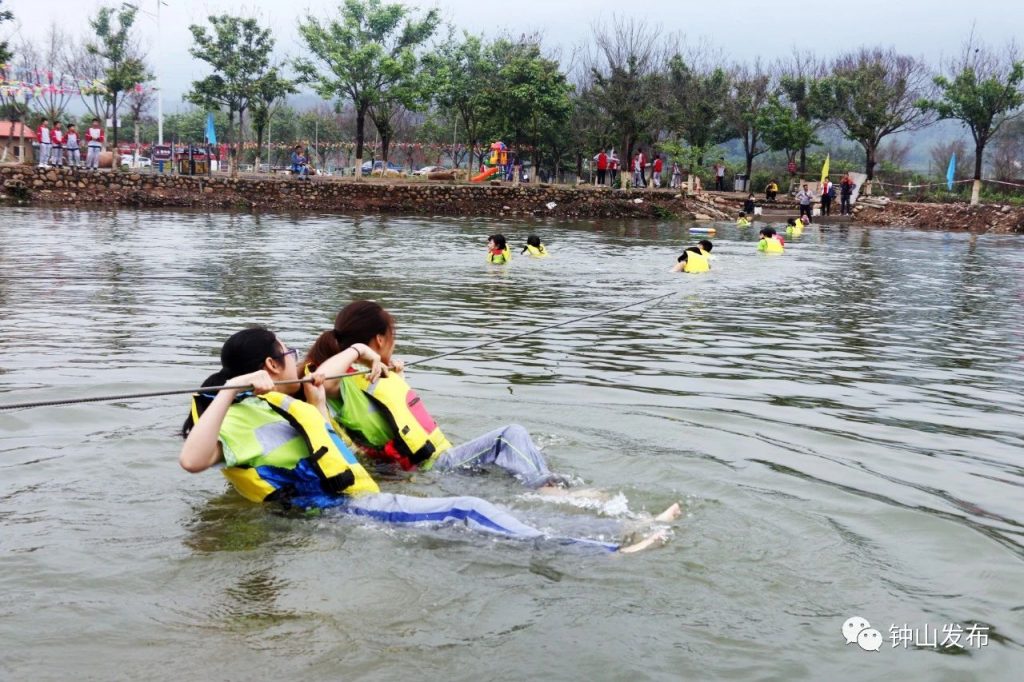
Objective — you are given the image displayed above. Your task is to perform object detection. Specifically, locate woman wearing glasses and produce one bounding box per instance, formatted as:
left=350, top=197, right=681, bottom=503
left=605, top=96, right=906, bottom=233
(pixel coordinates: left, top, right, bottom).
left=179, top=326, right=673, bottom=552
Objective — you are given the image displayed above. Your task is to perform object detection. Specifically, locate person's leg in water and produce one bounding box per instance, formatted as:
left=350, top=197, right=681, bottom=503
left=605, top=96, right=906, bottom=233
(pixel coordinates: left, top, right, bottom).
left=342, top=492, right=673, bottom=552
left=433, top=424, right=567, bottom=488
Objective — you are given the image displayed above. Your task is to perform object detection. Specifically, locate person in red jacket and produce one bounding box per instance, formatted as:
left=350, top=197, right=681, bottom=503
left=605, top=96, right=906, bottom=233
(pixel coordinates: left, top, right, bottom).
left=85, top=118, right=105, bottom=170
left=50, top=122, right=65, bottom=167
left=652, top=154, right=664, bottom=188
left=594, top=148, right=608, bottom=186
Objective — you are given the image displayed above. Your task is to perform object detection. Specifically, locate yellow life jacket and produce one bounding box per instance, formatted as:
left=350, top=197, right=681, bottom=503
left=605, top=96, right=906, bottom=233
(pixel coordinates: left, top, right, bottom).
left=683, top=250, right=711, bottom=273
left=487, top=248, right=511, bottom=264
left=759, top=236, right=785, bottom=253
left=786, top=223, right=804, bottom=237
left=525, top=244, right=549, bottom=257
left=737, top=218, right=751, bottom=227
left=213, top=392, right=379, bottom=505
left=334, top=372, right=451, bottom=470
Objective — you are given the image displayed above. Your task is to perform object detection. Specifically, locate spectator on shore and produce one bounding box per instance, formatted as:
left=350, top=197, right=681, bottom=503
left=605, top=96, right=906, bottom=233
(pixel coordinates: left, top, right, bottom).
left=765, top=179, right=779, bottom=202
left=840, top=173, right=856, bottom=215
left=652, top=154, right=663, bottom=188
left=65, top=124, right=80, bottom=169
left=608, top=149, right=620, bottom=187
left=50, top=121, right=65, bottom=167
left=796, top=183, right=814, bottom=223
left=36, top=118, right=51, bottom=168
left=632, top=151, right=643, bottom=188
left=820, top=178, right=835, bottom=215
left=594, top=148, right=608, bottom=186
left=670, top=161, right=681, bottom=189
left=291, top=145, right=310, bottom=178
left=743, top=192, right=756, bottom=215
left=714, top=157, right=726, bottom=191
left=85, top=118, right=104, bottom=170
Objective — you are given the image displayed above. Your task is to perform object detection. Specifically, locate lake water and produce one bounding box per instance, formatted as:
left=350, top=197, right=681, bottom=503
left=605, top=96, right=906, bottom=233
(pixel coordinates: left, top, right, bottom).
left=0, top=207, right=1022, bottom=680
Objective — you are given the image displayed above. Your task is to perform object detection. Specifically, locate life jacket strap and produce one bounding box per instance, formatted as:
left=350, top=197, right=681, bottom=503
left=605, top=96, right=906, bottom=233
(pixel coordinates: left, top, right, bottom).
left=308, top=445, right=356, bottom=494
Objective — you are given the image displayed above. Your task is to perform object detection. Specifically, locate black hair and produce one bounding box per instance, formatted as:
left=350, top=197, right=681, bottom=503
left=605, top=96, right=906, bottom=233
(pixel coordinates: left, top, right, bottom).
left=521, top=234, right=543, bottom=253
left=489, top=234, right=507, bottom=250
left=180, top=326, right=281, bottom=437
left=760, top=227, right=776, bottom=238
left=677, top=251, right=688, bottom=263
left=699, top=240, right=713, bottom=252
left=787, top=218, right=796, bottom=226
left=686, top=246, right=701, bottom=254
left=739, top=211, right=746, bottom=217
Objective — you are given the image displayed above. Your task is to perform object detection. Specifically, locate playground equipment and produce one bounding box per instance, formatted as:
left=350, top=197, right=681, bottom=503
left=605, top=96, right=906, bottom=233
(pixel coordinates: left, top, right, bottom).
left=472, top=141, right=509, bottom=183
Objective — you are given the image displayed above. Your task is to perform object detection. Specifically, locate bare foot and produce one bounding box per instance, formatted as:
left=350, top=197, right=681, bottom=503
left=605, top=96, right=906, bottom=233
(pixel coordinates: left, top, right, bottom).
left=654, top=502, right=682, bottom=522
left=619, top=529, right=669, bottom=554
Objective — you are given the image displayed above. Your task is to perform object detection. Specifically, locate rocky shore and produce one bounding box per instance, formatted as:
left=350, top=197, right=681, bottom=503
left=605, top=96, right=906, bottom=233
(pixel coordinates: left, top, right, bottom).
left=0, top=165, right=731, bottom=221
left=3, top=165, right=1022, bottom=232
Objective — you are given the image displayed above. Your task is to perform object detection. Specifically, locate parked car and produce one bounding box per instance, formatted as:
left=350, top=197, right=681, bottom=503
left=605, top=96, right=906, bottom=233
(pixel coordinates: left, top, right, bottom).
left=120, top=155, right=152, bottom=168
left=412, top=165, right=447, bottom=176
left=360, top=160, right=404, bottom=176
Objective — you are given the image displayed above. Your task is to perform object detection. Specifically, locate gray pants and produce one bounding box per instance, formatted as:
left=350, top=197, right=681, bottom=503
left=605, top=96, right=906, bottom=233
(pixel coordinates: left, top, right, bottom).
left=38, top=143, right=51, bottom=166
left=66, top=148, right=81, bottom=168
left=86, top=146, right=101, bottom=169
left=343, top=492, right=617, bottom=550
left=434, top=424, right=557, bottom=488
left=50, top=146, right=63, bottom=166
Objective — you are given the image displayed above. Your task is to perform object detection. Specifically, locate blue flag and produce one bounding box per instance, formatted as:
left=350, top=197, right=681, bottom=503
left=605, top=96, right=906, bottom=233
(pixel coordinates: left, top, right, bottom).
left=205, top=113, right=217, bottom=145
left=946, top=153, right=956, bottom=190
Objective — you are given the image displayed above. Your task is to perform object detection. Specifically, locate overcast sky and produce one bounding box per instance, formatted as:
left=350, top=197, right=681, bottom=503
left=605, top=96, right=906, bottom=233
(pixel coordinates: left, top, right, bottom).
left=3, top=0, right=1018, bottom=110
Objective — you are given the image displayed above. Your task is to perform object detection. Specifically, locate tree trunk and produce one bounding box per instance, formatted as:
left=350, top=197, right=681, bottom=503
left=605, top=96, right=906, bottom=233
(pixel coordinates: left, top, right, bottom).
left=970, top=179, right=982, bottom=205
left=380, top=129, right=391, bottom=164
left=973, top=139, right=985, bottom=181
left=864, top=146, right=876, bottom=181
left=354, top=105, right=366, bottom=181
left=576, top=152, right=583, bottom=183
left=255, top=126, right=265, bottom=173
left=233, top=107, right=244, bottom=177
left=111, top=91, right=119, bottom=165
left=799, top=147, right=807, bottom=174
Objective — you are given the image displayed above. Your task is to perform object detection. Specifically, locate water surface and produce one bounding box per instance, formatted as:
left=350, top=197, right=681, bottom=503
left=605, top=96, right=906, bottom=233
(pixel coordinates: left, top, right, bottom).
left=1, top=207, right=1022, bottom=680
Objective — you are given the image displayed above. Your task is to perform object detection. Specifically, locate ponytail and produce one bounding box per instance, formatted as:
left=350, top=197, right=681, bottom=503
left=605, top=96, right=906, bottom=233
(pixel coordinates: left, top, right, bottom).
left=303, top=300, right=394, bottom=372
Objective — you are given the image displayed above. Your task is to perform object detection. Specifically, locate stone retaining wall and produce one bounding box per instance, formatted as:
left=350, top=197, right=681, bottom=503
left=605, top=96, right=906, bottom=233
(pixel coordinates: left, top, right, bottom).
left=0, top=165, right=728, bottom=221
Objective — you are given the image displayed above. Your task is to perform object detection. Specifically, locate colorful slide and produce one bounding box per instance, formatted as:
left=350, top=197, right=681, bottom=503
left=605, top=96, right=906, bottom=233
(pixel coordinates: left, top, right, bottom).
left=471, top=166, right=501, bottom=183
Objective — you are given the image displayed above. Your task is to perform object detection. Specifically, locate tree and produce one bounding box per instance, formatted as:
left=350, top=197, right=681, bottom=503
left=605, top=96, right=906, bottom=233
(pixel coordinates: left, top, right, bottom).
left=758, top=97, right=821, bottom=165
left=777, top=52, right=826, bottom=172
left=664, top=54, right=731, bottom=167
left=87, top=4, right=150, bottom=150
left=723, top=61, right=772, bottom=177
left=124, top=85, right=154, bottom=148
left=918, top=38, right=1024, bottom=203
left=15, top=26, right=74, bottom=122
left=813, top=47, right=933, bottom=183
left=187, top=15, right=276, bottom=175
left=585, top=17, right=665, bottom=188
left=423, top=31, right=498, bottom=170
left=296, top=0, right=440, bottom=179
left=488, top=37, right=573, bottom=173
left=0, top=0, right=12, bottom=65
left=928, top=138, right=973, bottom=181
left=250, top=67, right=297, bottom=171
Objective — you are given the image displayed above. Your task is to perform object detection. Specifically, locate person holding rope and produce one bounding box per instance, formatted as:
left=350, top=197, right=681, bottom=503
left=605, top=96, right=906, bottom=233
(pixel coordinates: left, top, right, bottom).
left=302, top=301, right=574, bottom=489
left=179, top=326, right=674, bottom=552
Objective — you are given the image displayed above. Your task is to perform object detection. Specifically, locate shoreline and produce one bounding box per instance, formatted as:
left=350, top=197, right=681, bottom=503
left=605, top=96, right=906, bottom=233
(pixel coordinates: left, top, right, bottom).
left=2, top=165, right=1022, bottom=233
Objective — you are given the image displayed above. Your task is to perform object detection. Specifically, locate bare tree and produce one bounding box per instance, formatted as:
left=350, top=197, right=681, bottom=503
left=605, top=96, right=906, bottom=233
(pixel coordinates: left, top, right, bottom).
left=583, top=16, right=666, bottom=188
left=15, top=24, right=74, bottom=122
left=124, top=86, right=154, bottom=148
left=928, top=138, right=973, bottom=181
left=877, top=138, right=912, bottom=169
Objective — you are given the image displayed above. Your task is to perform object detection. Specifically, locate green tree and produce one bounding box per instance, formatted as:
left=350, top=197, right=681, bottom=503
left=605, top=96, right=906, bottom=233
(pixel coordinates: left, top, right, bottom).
left=250, top=67, right=298, bottom=170
left=918, top=39, right=1024, bottom=202
left=187, top=15, right=277, bottom=175
left=296, top=0, right=439, bottom=178
left=812, top=47, right=932, bottom=182
left=423, top=31, right=498, bottom=170
left=777, top=52, right=826, bottom=173
left=487, top=37, right=572, bottom=173
left=87, top=5, right=150, bottom=150
left=757, top=96, right=821, bottom=166
left=585, top=18, right=665, bottom=187
left=0, top=1, right=13, bottom=65
left=723, top=62, right=772, bottom=177
left=665, top=55, right=731, bottom=166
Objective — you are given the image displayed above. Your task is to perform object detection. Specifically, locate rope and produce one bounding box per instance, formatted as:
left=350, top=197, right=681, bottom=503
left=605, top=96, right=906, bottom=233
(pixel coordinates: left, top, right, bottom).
left=0, top=290, right=678, bottom=412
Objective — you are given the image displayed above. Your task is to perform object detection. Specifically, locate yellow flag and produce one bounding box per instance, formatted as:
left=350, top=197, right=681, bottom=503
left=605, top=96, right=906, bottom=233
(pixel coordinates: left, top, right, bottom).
left=820, top=154, right=830, bottom=186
